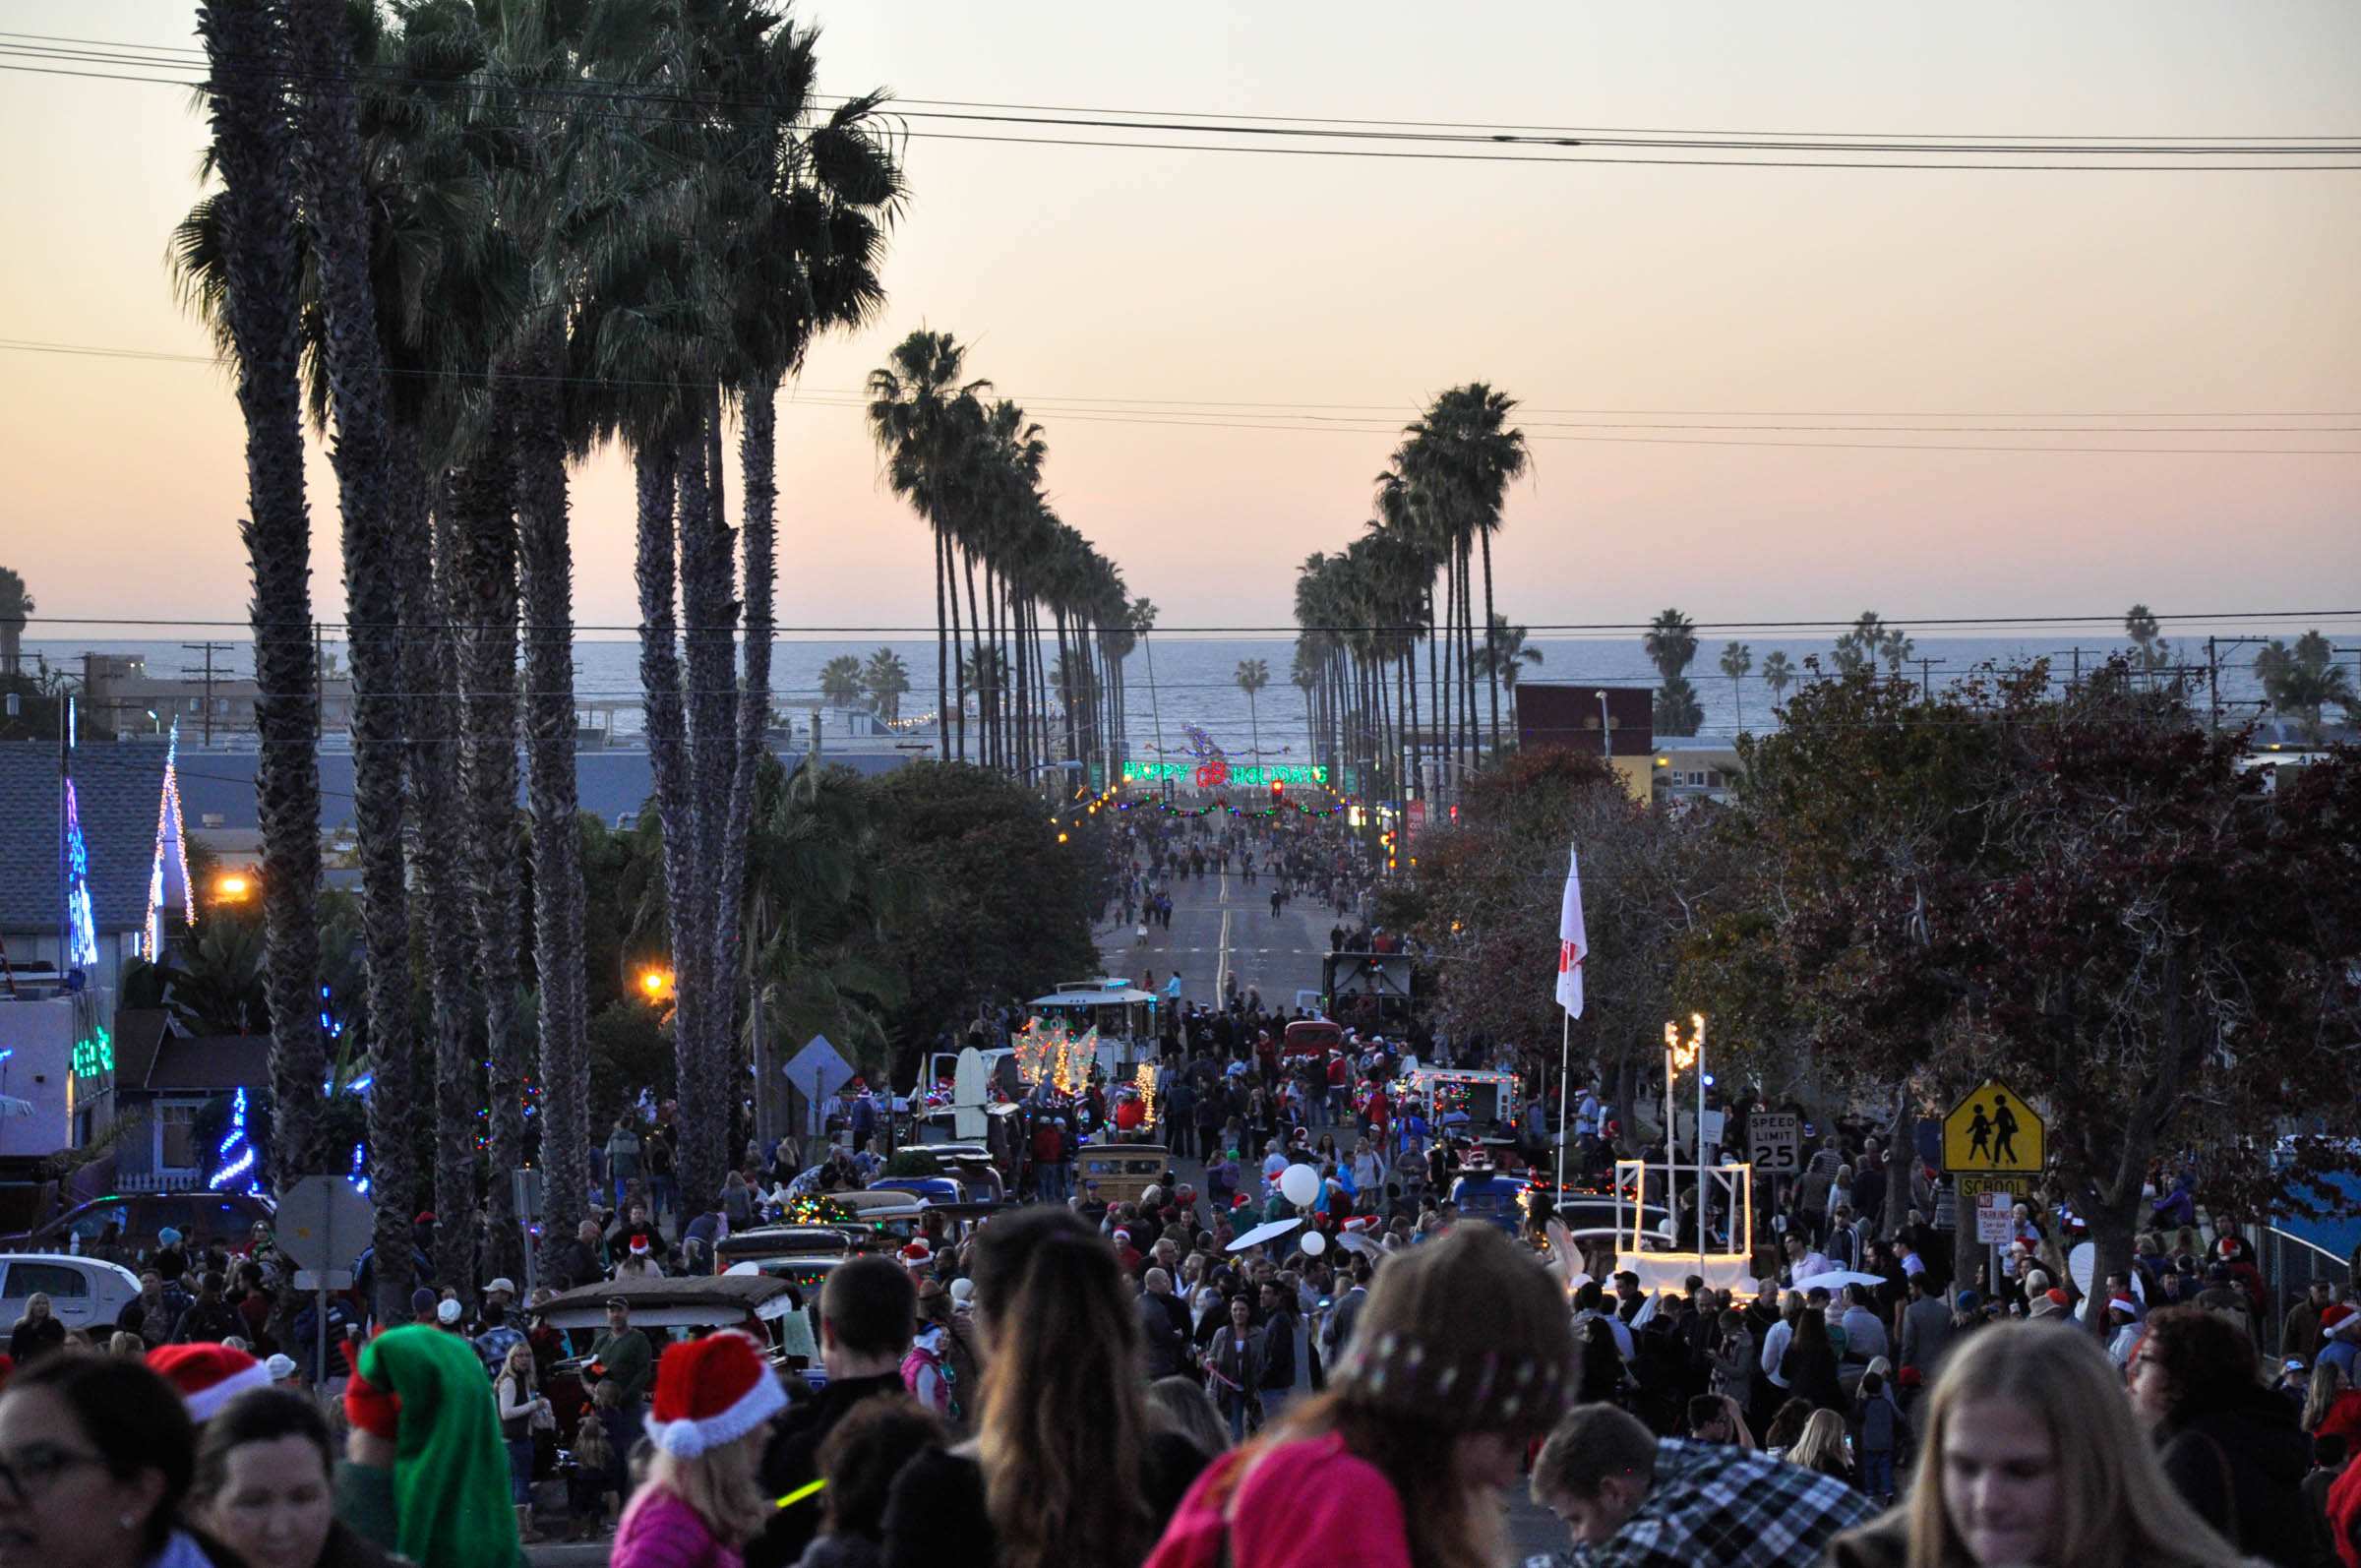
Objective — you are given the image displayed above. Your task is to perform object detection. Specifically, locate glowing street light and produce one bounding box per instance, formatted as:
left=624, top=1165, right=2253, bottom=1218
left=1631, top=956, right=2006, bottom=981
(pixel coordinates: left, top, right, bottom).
left=637, top=967, right=675, bottom=1001
left=215, top=873, right=254, bottom=901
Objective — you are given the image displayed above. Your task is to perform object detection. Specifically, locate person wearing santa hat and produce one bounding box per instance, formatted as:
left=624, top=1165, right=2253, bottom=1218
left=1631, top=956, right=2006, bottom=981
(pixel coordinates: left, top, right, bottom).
left=611, top=1331, right=787, bottom=1568
left=338, top=1323, right=519, bottom=1567
left=149, top=1343, right=274, bottom=1424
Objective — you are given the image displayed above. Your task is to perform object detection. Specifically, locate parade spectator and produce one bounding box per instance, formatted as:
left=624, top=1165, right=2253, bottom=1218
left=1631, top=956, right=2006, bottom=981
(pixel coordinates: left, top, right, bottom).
left=884, top=1205, right=1197, bottom=1568
left=1149, top=1222, right=1575, bottom=1568
left=194, top=1388, right=396, bottom=1568
left=0, top=1351, right=239, bottom=1568
left=1897, top=1275, right=1953, bottom=1381
left=1782, top=1307, right=1846, bottom=1415
left=2306, top=1362, right=2361, bottom=1444
left=1786, top=1409, right=1853, bottom=1485
left=566, top=1409, right=617, bottom=1541
left=1827, top=1321, right=2247, bottom=1568
left=7, top=1295, right=65, bottom=1366
left=2288, top=1280, right=2337, bottom=1363
left=1206, top=1297, right=1264, bottom=1442
left=604, top=1116, right=643, bottom=1212
left=612, top=1331, right=787, bottom=1568
left=799, top=1397, right=946, bottom=1568
left=588, top=1296, right=655, bottom=1409
left=494, top=1341, right=550, bottom=1544
left=1144, top=1375, right=1231, bottom=1465
left=2130, top=1303, right=2316, bottom=1564
left=1139, top=1268, right=1192, bottom=1380
left=1851, top=1366, right=1907, bottom=1505
left=750, top=1255, right=916, bottom=1568
left=336, top=1323, right=519, bottom=1567
left=1531, top=1401, right=1874, bottom=1566
left=1686, top=1394, right=1753, bottom=1449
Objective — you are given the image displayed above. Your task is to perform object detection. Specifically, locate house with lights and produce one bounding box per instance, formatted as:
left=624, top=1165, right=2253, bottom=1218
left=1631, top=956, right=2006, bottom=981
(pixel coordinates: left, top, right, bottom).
left=102, top=1010, right=270, bottom=1191
left=0, top=730, right=196, bottom=1159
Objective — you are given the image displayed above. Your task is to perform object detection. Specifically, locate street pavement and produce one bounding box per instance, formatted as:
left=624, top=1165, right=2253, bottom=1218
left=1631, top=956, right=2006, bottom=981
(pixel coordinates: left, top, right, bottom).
left=1096, top=860, right=1342, bottom=1011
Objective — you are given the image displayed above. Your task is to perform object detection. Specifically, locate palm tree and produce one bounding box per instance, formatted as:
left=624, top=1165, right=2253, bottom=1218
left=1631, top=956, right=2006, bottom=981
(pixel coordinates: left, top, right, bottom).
left=863, top=648, right=912, bottom=720
left=1831, top=612, right=1886, bottom=677
left=1720, top=641, right=1753, bottom=730
left=869, top=332, right=989, bottom=762
left=2256, top=630, right=2355, bottom=741
left=1471, top=613, right=1543, bottom=693
left=1879, top=626, right=1916, bottom=677
left=1236, top=657, right=1271, bottom=765
left=2124, top=603, right=2171, bottom=673
left=1654, top=677, right=1705, bottom=738
left=1644, top=609, right=1699, bottom=681
left=188, top=0, right=329, bottom=1189
left=0, top=568, right=30, bottom=677
left=819, top=655, right=867, bottom=707
left=1398, top=386, right=1529, bottom=760
left=1760, top=650, right=1796, bottom=705
left=1129, top=597, right=1165, bottom=766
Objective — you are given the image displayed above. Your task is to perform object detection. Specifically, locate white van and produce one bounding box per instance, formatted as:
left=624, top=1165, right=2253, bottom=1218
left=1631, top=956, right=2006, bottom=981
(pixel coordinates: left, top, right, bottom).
left=0, top=1253, right=142, bottom=1335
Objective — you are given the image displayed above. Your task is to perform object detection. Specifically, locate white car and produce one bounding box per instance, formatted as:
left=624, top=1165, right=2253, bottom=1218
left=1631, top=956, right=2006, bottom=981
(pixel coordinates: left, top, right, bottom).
left=0, top=1253, right=143, bottom=1336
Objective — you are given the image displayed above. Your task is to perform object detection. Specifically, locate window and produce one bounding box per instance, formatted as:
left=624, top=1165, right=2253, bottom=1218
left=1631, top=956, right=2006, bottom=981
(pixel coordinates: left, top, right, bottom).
left=2, top=1262, right=91, bottom=1301
left=158, top=1103, right=200, bottom=1171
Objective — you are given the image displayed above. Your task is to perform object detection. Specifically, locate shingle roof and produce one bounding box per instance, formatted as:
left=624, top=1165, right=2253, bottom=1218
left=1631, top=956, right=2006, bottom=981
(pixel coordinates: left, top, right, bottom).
left=0, top=741, right=171, bottom=934
left=112, top=1008, right=172, bottom=1086
left=142, top=1033, right=272, bottom=1092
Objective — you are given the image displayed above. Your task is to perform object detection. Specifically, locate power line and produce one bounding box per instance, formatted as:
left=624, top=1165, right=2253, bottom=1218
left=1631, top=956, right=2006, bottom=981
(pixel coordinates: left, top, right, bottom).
left=4, top=47, right=2358, bottom=170
left=8, top=336, right=2353, bottom=421
left=9, top=30, right=2351, bottom=149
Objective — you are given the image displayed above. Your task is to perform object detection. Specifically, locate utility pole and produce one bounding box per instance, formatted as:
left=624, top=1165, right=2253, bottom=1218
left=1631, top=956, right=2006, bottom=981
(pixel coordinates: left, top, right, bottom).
left=179, top=641, right=231, bottom=746
left=315, top=622, right=326, bottom=741
left=2049, top=647, right=2094, bottom=689
left=1907, top=656, right=1947, bottom=702
left=2207, top=636, right=2219, bottom=733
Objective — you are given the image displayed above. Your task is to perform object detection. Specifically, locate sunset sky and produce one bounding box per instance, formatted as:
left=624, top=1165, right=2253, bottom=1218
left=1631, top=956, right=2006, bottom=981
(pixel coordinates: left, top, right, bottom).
left=2, top=1, right=2356, bottom=640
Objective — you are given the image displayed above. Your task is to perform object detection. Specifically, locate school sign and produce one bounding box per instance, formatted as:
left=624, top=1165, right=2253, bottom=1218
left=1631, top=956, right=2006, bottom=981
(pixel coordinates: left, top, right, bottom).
left=1941, top=1079, right=2046, bottom=1191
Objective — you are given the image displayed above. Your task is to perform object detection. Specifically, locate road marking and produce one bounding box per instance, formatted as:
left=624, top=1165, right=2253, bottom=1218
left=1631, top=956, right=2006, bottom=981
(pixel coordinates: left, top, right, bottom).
left=1216, top=909, right=1233, bottom=1000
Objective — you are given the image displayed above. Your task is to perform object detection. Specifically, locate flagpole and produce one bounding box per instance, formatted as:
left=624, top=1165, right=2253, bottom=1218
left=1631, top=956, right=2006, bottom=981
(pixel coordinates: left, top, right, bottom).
left=1555, top=1010, right=1570, bottom=1196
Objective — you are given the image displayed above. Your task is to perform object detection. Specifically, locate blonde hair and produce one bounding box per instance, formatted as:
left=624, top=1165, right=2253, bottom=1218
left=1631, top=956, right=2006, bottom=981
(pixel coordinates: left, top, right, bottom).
left=1786, top=1408, right=1849, bottom=1477
left=1903, top=1323, right=2245, bottom=1568
left=2301, top=1359, right=2345, bottom=1434
left=644, top=1429, right=767, bottom=1545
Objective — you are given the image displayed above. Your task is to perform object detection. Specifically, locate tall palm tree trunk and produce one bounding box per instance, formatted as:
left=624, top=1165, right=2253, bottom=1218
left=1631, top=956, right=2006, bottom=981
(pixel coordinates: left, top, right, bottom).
left=636, top=436, right=696, bottom=1189
left=453, top=412, right=526, bottom=1291
left=1458, top=541, right=1478, bottom=765
left=515, top=324, right=589, bottom=1270
left=1404, top=637, right=1423, bottom=801
left=1480, top=527, right=1501, bottom=758
left=288, top=0, right=415, bottom=1318
left=721, top=380, right=778, bottom=1100
left=960, top=545, right=987, bottom=766
left=676, top=407, right=738, bottom=1215
left=394, top=441, right=480, bottom=1301
left=931, top=527, right=949, bottom=761
left=941, top=525, right=967, bottom=761
left=200, top=0, right=328, bottom=1182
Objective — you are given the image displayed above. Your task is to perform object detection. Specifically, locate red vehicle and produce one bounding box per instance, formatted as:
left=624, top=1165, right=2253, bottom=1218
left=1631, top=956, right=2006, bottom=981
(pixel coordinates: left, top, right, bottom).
left=1281, top=1020, right=1343, bottom=1058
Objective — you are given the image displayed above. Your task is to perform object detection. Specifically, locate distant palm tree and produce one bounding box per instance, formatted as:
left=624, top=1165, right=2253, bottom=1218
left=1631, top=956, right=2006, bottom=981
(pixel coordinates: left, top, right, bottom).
left=0, top=568, right=31, bottom=676
left=2256, top=630, right=2354, bottom=742
left=1720, top=641, right=1753, bottom=729
left=863, top=647, right=912, bottom=721
left=1832, top=612, right=1886, bottom=677
left=1760, top=650, right=1795, bottom=705
left=1644, top=609, right=1698, bottom=681
left=819, top=655, right=866, bottom=707
left=1879, top=627, right=1917, bottom=676
left=1654, top=676, right=1705, bottom=738
left=1471, top=613, right=1544, bottom=694
left=2124, top=603, right=2171, bottom=673
left=1236, top=657, right=1271, bottom=763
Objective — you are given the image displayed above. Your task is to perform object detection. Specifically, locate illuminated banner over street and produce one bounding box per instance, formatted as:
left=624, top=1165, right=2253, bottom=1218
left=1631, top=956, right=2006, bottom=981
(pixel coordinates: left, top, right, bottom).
left=1120, top=761, right=1327, bottom=789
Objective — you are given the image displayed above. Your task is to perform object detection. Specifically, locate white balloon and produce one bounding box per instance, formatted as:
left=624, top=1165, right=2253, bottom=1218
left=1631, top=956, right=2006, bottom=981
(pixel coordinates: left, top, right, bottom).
left=1280, top=1164, right=1319, bottom=1208
left=1299, top=1230, right=1327, bottom=1256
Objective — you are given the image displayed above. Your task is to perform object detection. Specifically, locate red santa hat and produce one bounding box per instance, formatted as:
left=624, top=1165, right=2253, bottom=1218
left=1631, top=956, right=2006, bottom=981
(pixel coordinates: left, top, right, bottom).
left=900, top=1238, right=933, bottom=1266
left=149, top=1344, right=272, bottom=1422
left=629, top=1235, right=652, bottom=1257
left=643, top=1331, right=787, bottom=1459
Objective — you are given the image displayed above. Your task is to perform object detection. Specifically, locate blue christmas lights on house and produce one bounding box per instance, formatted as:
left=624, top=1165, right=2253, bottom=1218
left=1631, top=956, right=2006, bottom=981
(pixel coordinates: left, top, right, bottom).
left=61, top=777, right=98, bottom=969
left=208, top=1087, right=257, bottom=1190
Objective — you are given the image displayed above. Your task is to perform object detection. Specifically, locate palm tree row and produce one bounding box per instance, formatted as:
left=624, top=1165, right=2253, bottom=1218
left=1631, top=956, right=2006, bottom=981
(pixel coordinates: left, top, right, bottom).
left=180, top=0, right=898, bottom=1309
left=866, top=329, right=1138, bottom=779
left=1291, top=384, right=1530, bottom=799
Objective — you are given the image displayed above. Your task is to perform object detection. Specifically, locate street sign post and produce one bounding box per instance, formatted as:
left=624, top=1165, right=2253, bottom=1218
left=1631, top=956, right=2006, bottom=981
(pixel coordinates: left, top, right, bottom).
left=1749, top=1113, right=1800, bottom=1176
left=276, top=1175, right=375, bottom=1386
left=1941, top=1079, right=2045, bottom=1176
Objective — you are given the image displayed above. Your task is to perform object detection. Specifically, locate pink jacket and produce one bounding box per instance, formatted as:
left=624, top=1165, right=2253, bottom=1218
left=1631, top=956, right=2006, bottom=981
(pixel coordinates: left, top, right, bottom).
left=611, top=1486, right=744, bottom=1568
left=1145, top=1432, right=1413, bottom=1568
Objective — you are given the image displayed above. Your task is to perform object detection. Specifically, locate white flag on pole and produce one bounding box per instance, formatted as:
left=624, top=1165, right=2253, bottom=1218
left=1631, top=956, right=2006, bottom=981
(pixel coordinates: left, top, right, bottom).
left=1555, top=845, right=1587, bottom=1018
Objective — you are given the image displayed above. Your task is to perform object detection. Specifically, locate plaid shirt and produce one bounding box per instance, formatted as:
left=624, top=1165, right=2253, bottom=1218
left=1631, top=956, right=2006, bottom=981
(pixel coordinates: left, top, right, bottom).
left=1563, top=1438, right=1878, bottom=1568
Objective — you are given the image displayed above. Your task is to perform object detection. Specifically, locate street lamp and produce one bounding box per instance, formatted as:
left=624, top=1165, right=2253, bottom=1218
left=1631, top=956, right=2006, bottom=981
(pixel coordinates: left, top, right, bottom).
left=215, top=873, right=253, bottom=902
left=1664, top=1012, right=1706, bottom=1268
left=637, top=967, right=675, bottom=1001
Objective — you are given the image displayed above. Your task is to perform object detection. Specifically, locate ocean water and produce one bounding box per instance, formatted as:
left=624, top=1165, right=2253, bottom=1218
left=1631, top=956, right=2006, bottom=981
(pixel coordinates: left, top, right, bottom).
left=24, top=632, right=2273, bottom=759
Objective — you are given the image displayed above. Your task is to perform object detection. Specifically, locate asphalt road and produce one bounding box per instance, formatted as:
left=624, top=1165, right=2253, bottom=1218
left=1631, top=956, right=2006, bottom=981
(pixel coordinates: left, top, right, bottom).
left=1097, top=857, right=1343, bottom=1013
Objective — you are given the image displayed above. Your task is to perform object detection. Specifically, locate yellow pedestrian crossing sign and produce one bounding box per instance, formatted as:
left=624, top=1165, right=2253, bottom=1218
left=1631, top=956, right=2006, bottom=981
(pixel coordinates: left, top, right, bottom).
left=1943, top=1080, right=2044, bottom=1176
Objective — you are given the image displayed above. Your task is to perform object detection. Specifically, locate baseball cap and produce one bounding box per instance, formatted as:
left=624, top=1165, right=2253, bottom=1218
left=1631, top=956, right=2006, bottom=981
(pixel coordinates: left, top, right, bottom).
left=486, top=1278, right=516, bottom=1297
left=435, top=1298, right=462, bottom=1325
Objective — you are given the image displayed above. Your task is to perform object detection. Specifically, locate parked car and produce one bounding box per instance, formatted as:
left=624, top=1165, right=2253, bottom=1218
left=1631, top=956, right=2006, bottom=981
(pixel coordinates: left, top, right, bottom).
left=535, top=1273, right=811, bottom=1431
left=0, top=1253, right=143, bottom=1336
left=0, top=1192, right=275, bottom=1267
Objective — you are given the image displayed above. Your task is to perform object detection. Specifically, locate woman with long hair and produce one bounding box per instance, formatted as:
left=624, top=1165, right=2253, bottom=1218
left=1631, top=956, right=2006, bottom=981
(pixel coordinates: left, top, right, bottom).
left=881, top=1205, right=1199, bottom=1568
left=1147, top=1222, right=1576, bottom=1568
left=612, top=1330, right=786, bottom=1568
left=494, top=1340, right=549, bottom=1543
left=1785, top=1408, right=1853, bottom=1484
left=1783, top=1306, right=1846, bottom=1414
left=2301, top=1359, right=2361, bottom=1444
left=2128, top=1303, right=2314, bottom=1564
left=1826, top=1321, right=2249, bottom=1568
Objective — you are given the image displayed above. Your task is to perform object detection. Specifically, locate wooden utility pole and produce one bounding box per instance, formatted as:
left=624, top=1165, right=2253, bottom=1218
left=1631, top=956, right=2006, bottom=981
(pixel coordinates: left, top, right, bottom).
left=180, top=640, right=233, bottom=746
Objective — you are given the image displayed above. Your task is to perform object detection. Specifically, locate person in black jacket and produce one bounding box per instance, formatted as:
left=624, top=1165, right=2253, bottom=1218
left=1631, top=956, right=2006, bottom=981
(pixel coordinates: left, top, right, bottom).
left=744, top=1256, right=916, bottom=1568
left=1139, top=1267, right=1192, bottom=1380
left=2130, top=1303, right=2316, bottom=1567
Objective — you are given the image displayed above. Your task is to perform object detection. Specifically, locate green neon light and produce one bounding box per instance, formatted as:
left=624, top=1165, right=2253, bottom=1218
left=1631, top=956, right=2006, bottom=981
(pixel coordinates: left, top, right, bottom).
left=1120, top=762, right=1327, bottom=788
left=72, top=1024, right=114, bottom=1079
